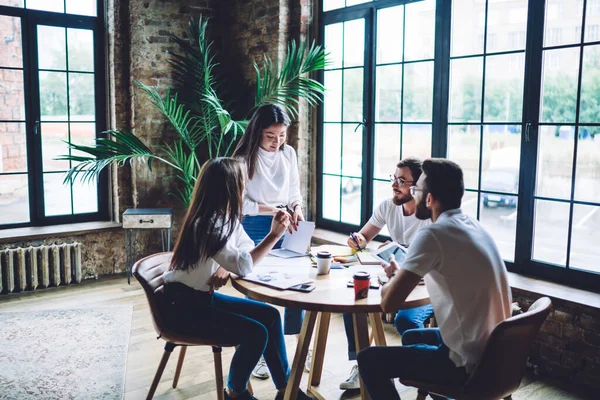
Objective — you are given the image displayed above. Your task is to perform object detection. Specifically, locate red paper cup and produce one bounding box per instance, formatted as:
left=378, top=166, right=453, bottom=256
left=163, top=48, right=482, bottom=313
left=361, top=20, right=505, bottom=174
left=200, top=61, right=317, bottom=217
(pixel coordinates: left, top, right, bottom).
left=353, top=271, right=370, bottom=300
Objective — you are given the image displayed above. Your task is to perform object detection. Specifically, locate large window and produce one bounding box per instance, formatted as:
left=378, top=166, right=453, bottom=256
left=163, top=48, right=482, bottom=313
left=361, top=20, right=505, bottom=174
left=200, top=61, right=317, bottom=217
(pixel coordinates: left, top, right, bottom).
left=0, top=0, right=107, bottom=228
left=317, top=0, right=600, bottom=290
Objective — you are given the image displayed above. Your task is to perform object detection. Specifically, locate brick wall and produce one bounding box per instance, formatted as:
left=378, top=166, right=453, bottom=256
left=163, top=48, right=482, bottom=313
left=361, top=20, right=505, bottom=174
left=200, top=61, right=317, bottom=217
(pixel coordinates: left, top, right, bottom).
left=513, top=290, right=600, bottom=393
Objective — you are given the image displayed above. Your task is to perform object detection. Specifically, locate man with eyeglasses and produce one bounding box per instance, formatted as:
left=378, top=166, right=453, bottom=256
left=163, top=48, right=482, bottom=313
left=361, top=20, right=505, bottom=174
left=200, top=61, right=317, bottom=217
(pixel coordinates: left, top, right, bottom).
left=357, top=158, right=511, bottom=400
left=339, top=157, right=433, bottom=391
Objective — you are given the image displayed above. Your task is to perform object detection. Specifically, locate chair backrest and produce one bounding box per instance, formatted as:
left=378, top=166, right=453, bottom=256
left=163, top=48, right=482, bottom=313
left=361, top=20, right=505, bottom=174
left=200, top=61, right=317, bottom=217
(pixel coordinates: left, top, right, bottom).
left=132, top=252, right=173, bottom=337
left=464, top=297, right=552, bottom=399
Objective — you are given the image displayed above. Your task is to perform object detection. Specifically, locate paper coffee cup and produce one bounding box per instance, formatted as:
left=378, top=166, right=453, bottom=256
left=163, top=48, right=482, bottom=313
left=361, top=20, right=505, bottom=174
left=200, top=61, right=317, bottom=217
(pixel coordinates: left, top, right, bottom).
left=316, top=251, right=332, bottom=275
left=353, top=271, right=370, bottom=300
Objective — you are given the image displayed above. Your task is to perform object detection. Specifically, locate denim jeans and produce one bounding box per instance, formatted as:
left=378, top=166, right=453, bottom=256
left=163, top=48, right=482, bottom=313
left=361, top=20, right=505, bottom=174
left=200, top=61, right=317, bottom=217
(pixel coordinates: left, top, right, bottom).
left=342, top=304, right=434, bottom=360
left=357, top=328, right=469, bottom=400
left=242, top=215, right=305, bottom=335
left=163, top=283, right=290, bottom=394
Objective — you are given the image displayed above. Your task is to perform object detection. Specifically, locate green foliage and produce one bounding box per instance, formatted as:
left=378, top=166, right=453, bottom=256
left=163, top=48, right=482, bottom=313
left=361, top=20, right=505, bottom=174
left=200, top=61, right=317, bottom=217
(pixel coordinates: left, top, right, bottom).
left=60, top=16, right=328, bottom=206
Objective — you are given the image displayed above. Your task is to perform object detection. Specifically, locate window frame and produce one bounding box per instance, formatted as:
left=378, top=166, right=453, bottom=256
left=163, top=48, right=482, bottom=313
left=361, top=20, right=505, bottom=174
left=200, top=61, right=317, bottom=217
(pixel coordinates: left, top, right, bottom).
left=0, top=2, right=108, bottom=230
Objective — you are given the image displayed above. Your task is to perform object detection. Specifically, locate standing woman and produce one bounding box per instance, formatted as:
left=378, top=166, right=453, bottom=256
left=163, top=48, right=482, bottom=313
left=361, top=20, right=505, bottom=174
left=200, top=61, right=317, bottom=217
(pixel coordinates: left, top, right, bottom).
left=162, top=157, right=314, bottom=400
left=233, top=104, right=306, bottom=379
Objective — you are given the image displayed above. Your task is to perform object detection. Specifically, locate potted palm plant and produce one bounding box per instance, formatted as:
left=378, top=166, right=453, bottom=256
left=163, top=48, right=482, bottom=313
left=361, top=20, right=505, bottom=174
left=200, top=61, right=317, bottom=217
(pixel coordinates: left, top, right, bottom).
left=59, top=17, right=328, bottom=206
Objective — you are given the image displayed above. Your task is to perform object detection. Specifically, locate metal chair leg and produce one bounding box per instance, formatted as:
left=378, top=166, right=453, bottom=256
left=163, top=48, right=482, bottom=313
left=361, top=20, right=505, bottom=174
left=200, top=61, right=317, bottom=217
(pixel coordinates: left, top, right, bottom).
left=147, top=342, right=176, bottom=400
left=172, top=346, right=187, bottom=388
left=213, top=347, right=224, bottom=400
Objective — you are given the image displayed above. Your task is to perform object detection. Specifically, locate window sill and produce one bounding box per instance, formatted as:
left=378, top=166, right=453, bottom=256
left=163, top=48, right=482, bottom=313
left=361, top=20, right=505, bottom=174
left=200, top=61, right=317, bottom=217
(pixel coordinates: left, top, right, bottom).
left=313, top=228, right=600, bottom=310
left=0, top=221, right=122, bottom=244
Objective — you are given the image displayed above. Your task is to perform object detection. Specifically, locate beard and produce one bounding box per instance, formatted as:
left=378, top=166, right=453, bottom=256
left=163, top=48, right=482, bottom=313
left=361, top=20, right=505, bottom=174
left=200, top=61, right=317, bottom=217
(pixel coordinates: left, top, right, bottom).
left=415, top=193, right=432, bottom=220
left=392, top=191, right=412, bottom=206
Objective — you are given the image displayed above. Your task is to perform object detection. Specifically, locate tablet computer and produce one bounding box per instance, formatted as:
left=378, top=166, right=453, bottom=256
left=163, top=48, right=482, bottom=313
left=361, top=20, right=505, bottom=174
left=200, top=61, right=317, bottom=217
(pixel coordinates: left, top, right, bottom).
left=373, top=242, right=408, bottom=266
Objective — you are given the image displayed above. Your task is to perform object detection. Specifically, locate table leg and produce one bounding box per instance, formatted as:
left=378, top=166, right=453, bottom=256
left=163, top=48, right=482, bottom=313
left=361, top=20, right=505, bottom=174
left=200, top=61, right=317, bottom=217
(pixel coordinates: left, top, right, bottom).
left=353, top=313, right=372, bottom=400
left=308, top=312, right=330, bottom=387
left=161, top=229, right=166, bottom=252
left=167, top=228, right=172, bottom=251
left=284, top=310, right=318, bottom=400
left=369, top=313, right=387, bottom=346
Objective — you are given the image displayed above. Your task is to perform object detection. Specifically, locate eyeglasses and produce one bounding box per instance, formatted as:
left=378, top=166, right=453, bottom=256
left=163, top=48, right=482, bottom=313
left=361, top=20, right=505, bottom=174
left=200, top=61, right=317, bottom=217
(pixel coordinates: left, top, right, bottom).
left=409, top=186, right=423, bottom=196
left=389, top=175, right=413, bottom=186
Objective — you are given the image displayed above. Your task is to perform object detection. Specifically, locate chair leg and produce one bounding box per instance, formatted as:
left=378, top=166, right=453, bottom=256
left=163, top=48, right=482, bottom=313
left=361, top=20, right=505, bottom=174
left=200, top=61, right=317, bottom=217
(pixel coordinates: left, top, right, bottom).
left=147, top=342, right=176, bottom=400
left=172, top=346, right=187, bottom=388
left=213, top=347, right=224, bottom=400
left=416, top=389, right=429, bottom=400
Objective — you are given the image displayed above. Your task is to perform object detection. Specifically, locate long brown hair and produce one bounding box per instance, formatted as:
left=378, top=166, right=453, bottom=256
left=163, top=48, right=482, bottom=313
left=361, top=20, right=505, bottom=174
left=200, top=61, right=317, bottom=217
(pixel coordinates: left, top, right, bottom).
left=170, top=157, right=246, bottom=271
left=232, top=104, right=291, bottom=179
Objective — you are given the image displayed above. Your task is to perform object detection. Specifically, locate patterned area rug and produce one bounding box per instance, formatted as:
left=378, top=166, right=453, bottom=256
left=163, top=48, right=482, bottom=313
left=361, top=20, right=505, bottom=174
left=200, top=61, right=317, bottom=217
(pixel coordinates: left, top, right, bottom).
left=0, top=306, right=132, bottom=400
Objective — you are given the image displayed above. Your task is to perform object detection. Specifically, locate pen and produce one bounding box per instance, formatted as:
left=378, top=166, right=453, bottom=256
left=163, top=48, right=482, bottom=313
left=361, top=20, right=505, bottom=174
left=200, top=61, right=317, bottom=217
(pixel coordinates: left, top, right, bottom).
left=349, top=232, right=363, bottom=251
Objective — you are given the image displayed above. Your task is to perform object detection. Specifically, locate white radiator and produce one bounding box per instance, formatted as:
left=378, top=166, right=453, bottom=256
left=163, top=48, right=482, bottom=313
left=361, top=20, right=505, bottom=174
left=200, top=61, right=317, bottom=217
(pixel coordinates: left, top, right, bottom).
left=0, top=243, right=82, bottom=294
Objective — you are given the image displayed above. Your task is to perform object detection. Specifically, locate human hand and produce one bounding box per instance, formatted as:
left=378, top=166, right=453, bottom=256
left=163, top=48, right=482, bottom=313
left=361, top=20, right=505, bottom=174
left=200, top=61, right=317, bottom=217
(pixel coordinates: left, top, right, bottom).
left=291, top=205, right=304, bottom=231
left=208, top=266, right=230, bottom=291
left=383, top=254, right=400, bottom=278
left=270, top=209, right=292, bottom=237
left=347, top=232, right=367, bottom=250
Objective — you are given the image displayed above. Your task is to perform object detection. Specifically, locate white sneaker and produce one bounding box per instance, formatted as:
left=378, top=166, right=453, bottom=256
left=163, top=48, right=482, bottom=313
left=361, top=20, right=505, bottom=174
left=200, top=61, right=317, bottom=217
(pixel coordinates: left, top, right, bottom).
left=304, top=349, right=313, bottom=372
left=251, top=356, right=270, bottom=380
left=339, top=364, right=360, bottom=390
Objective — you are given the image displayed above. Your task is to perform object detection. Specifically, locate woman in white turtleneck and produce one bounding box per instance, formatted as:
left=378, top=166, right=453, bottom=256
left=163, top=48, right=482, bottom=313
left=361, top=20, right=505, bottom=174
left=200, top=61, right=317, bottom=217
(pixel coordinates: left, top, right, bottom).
left=232, top=104, right=306, bottom=380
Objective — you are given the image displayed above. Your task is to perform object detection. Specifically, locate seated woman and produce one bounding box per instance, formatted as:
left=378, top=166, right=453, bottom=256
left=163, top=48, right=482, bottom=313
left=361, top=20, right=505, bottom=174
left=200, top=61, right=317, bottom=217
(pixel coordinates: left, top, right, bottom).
left=162, top=157, right=314, bottom=400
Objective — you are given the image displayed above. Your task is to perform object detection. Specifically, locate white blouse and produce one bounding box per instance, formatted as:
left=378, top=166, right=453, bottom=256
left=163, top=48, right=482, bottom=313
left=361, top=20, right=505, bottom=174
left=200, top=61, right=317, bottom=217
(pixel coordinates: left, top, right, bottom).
left=242, top=144, right=303, bottom=215
left=162, top=220, right=255, bottom=292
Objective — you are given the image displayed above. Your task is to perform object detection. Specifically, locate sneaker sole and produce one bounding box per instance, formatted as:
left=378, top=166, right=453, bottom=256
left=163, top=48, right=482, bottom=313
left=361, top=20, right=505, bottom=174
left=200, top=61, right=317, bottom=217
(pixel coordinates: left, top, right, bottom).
left=339, top=383, right=360, bottom=390
left=251, top=373, right=270, bottom=380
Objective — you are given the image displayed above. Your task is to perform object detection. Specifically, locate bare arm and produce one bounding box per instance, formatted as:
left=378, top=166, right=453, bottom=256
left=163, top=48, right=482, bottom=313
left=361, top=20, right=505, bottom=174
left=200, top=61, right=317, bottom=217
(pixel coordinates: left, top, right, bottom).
left=348, top=222, right=382, bottom=250
left=381, top=268, right=422, bottom=313
left=249, top=210, right=290, bottom=264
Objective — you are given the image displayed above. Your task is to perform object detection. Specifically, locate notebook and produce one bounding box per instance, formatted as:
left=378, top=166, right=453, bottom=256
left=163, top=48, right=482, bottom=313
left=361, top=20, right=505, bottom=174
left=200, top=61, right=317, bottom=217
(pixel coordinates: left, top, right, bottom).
left=270, top=221, right=316, bottom=258
left=356, top=251, right=382, bottom=265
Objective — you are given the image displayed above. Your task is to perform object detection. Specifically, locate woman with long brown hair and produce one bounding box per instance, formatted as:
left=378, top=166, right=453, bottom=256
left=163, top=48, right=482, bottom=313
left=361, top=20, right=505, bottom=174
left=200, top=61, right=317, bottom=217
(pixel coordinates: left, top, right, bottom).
left=162, top=157, right=314, bottom=400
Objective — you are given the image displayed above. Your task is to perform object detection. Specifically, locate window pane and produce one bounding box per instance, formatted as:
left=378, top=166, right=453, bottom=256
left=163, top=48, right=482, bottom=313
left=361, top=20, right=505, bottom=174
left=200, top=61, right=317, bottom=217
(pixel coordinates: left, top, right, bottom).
left=342, top=68, right=363, bottom=122
left=574, top=126, right=600, bottom=202
left=322, top=175, right=341, bottom=221
left=481, top=125, right=521, bottom=195
left=487, top=1, right=528, bottom=53
left=0, top=0, right=24, bottom=6
left=341, top=177, right=361, bottom=225
left=377, top=6, right=403, bottom=64
left=0, top=123, right=27, bottom=173
left=585, top=0, right=600, bottom=42
left=373, top=180, right=391, bottom=237
left=324, top=23, right=343, bottom=70
left=343, top=19, right=364, bottom=68
left=533, top=199, right=569, bottom=266
left=404, top=0, right=435, bottom=61
left=346, top=0, right=371, bottom=6
left=27, top=0, right=64, bottom=13
left=461, top=190, right=478, bottom=220
left=480, top=195, right=517, bottom=262
left=449, top=57, right=483, bottom=122
left=0, top=174, right=29, bottom=224
left=448, top=125, right=480, bottom=190
left=66, top=0, right=96, bottom=16
left=41, top=122, right=69, bottom=172
left=323, top=123, right=341, bottom=175
left=374, top=124, right=400, bottom=180
left=451, top=0, right=485, bottom=57
left=544, top=0, right=582, bottom=47
left=323, top=0, right=344, bottom=12
left=402, top=124, right=431, bottom=161
left=536, top=126, right=574, bottom=199
left=403, top=61, right=433, bottom=122
left=69, top=73, right=95, bottom=121
left=540, top=48, right=580, bottom=124
left=579, top=45, right=600, bottom=124
left=570, top=204, right=600, bottom=273
left=69, top=122, right=96, bottom=167
left=43, top=173, right=73, bottom=216
left=342, top=123, right=362, bottom=177
left=375, top=64, right=402, bottom=122
left=324, top=70, right=342, bottom=122
left=37, top=26, right=66, bottom=70
left=73, top=177, right=98, bottom=214
left=39, top=71, right=67, bottom=120
left=67, top=29, right=94, bottom=72
left=484, top=54, right=525, bottom=122
left=0, top=69, right=25, bottom=120
left=0, top=16, right=23, bottom=68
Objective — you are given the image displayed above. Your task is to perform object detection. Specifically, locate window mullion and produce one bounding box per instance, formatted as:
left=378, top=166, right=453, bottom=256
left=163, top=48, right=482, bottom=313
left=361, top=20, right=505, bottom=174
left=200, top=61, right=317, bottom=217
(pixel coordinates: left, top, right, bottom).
left=431, top=0, right=451, bottom=158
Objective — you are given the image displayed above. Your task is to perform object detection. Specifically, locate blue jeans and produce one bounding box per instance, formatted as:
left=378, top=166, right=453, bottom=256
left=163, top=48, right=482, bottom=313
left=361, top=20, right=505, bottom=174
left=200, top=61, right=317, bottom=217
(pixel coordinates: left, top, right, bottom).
left=342, top=304, right=434, bottom=360
left=242, top=215, right=305, bottom=335
left=357, top=328, right=469, bottom=400
left=163, top=283, right=290, bottom=394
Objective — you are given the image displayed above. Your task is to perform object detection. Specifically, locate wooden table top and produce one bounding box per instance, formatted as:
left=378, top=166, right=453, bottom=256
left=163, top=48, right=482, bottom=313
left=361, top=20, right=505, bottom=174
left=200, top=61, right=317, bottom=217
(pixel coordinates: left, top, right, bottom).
left=231, top=256, right=430, bottom=313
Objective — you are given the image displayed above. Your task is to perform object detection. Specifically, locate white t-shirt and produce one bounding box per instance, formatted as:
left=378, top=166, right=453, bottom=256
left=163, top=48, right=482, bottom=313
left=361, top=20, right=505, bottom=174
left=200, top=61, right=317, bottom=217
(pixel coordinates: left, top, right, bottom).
left=401, top=209, right=512, bottom=372
left=369, top=198, right=431, bottom=245
left=162, top=220, right=254, bottom=292
left=242, top=145, right=303, bottom=215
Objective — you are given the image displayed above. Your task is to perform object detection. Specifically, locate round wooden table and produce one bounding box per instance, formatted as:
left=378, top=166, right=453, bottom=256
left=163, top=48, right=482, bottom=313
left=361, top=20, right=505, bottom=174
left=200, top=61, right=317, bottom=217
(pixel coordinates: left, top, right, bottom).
left=231, top=256, right=430, bottom=400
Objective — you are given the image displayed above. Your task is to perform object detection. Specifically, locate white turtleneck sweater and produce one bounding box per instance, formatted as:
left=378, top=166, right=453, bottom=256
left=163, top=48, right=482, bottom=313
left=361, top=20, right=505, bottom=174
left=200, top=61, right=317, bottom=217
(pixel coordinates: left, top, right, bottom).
left=242, top=144, right=303, bottom=216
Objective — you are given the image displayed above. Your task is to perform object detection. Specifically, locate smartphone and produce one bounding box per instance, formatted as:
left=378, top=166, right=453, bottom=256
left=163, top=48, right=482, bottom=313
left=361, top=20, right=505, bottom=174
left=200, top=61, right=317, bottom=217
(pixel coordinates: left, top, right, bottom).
left=347, top=280, right=380, bottom=289
left=289, top=283, right=315, bottom=292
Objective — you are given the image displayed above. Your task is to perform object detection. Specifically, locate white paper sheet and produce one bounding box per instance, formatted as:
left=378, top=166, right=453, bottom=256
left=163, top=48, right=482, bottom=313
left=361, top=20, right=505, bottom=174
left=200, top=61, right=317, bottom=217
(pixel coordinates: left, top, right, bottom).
left=269, top=220, right=315, bottom=257
left=242, top=268, right=313, bottom=290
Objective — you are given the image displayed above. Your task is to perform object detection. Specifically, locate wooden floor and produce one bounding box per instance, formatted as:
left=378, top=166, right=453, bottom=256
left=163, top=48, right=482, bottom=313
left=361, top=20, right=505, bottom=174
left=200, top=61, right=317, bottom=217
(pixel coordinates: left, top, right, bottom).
left=0, top=276, right=592, bottom=400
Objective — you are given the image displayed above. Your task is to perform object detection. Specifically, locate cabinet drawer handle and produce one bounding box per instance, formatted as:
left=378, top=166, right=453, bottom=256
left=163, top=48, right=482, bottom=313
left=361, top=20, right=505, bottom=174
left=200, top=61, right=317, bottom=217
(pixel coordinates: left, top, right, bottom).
left=139, top=219, right=154, bottom=224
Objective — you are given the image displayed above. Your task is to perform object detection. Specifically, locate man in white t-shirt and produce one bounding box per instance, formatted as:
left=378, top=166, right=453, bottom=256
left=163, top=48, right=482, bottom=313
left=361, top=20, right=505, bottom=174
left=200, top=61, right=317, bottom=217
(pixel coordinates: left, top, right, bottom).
left=340, top=158, right=432, bottom=390
left=357, top=158, right=512, bottom=400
